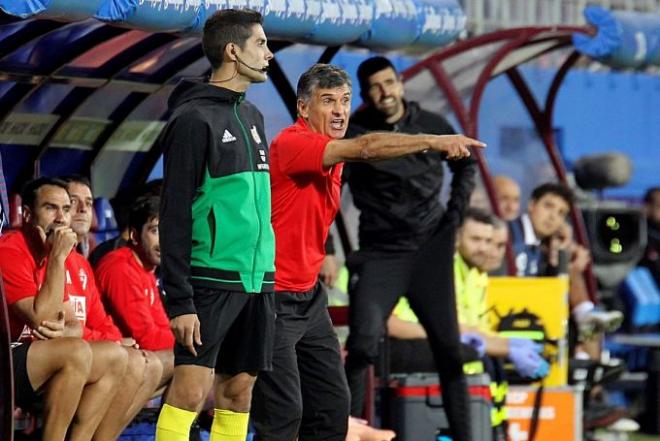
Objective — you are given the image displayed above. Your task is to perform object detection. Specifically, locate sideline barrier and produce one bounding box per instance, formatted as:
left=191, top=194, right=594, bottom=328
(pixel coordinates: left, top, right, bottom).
left=0, top=0, right=465, bottom=50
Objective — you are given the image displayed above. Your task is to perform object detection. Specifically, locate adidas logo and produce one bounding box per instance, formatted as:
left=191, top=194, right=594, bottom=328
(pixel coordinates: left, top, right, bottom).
left=222, top=129, right=237, bottom=143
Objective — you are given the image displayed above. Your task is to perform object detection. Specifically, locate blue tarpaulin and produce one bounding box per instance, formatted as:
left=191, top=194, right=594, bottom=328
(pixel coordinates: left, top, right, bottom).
left=573, top=5, right=660, bottom=69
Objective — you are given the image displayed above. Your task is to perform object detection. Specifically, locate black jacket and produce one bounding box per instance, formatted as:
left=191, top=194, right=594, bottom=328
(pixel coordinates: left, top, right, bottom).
left=345, top=101, right=477, bottom=252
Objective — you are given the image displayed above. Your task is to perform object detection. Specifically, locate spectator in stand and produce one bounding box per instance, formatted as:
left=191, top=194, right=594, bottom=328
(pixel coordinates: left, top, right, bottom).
left=95, top=195, right=174, bottom=381
left=509, top=182, right=622, bottom=338
left=0, top=177, right=127, bottom=441
left=641, top=186, right=660, bottom=285
left=493, top=175, right=521, bottom=221
left=64, top=176, right=171, bottom=438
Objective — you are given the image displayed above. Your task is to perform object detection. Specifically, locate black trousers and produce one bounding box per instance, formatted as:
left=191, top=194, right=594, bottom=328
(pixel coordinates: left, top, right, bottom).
left=344, top=222, right=472, bottom=441
left=252, top=284, right=350, bottom=441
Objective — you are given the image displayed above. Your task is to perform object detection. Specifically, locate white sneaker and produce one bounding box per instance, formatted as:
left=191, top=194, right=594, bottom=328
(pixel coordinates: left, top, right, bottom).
left=608, top=417, right=640, bottom=432
left=578, top=310, right=624, bottom=340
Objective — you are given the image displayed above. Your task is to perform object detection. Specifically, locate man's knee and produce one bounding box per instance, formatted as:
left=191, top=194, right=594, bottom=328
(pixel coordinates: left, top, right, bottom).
left=216, top=372, right=257, bottom=411
left=62, top=338, right=93, bottom=372
left=346, top=333, right=381, bottom=364
left=92, top=341, right=129, bottom=379
left=167, top=365, right=214, bottom=411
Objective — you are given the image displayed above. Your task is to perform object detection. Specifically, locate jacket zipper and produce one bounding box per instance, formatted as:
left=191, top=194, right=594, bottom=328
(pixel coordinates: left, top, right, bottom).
left=233, top=101, right=261, bottom=291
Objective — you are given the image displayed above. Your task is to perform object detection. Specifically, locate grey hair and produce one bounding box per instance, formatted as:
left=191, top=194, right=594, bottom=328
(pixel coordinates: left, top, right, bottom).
left=296, top=63, right=352, bottom=102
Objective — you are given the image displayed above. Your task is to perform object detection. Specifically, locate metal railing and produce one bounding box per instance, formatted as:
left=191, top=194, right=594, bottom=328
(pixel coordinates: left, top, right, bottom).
left=461, top=0, right=659, bottom=35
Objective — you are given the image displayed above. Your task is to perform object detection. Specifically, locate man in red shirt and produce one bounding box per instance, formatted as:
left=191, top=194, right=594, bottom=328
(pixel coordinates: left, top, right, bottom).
left=251, top=64, right=485, bottom=440
left=65, top=176, right=173, bottom=438
left=0, top=177, right=127, bottom=441
left=95, top=194, right=175, bottom=385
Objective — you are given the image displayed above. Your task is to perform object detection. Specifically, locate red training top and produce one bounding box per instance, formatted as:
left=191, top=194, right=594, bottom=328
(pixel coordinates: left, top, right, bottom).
left=270, top=118, right=343, bottom=292
left=66, top=251, right=123, bottom=343
left=0, top=230, right=63, bottom=341
left=95, top=247, right=174, bottom=350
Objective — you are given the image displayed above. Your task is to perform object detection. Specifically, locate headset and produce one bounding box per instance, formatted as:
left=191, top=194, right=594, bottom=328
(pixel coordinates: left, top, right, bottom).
left=232, top=48, right=269, bottom=73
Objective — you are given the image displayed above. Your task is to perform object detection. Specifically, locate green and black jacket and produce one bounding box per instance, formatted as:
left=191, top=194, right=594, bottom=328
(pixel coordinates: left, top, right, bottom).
left=159, top=80, right=275, bottom=318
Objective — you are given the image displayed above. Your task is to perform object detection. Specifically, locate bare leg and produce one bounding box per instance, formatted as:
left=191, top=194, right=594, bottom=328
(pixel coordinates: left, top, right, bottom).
left=26, top=338, right=92, bottom=441
left=166, top=365, right=215, bottom=412
left=91, top=348, right=160, bottom=441
left=154, top=349, right=175, bottom=389
left=215, top=372, right=257, bottom=412
left=68, top=341, right=128, bottom=441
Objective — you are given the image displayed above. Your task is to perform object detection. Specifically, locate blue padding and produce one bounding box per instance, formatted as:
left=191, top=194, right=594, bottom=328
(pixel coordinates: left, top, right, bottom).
left=304, top=0, right=371, bottom=45
left=413, top=0, right=464, bottom=47
left=5, top=0, right=464, bottom=50
left=0, top=0, right=48, bottom=19
left=358, top=0, right=419, bottom=48
left=97, top=0, right=199, bottom=32
left=95, top=0, right=138, bottom=22
left=0, top=0, right=103, bottom=21
left=619, top=267, right=660, bottom=328
left=573, top=5, right=660, bottom=68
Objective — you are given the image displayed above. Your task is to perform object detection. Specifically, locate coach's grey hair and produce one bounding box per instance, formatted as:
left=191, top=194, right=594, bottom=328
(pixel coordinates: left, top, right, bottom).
left=296, top=63, right=352, bottom=102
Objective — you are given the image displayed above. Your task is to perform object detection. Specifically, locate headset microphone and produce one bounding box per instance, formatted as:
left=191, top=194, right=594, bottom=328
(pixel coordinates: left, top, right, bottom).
left=232, top=49, right=269, bottom=73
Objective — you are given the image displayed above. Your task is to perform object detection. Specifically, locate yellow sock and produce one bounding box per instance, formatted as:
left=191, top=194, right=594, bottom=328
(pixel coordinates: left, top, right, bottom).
left=155, top=403, right=198, bottom=441
left=209, top=408, right=250, bottom=441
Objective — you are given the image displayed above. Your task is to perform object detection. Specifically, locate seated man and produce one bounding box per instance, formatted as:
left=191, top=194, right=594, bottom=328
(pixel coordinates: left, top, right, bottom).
left=640, top=186, right=660, bottom=285
left=493, top=175, right=521, bottom=222
left=509, top=182, right=622, bottom=338
left=64, top=175, right=171, bottom=438
left=388, top=209, right=549, bottom=440
left=95, top=195, right=174, bottom=375
left=0, top=177, right=127, bottom=441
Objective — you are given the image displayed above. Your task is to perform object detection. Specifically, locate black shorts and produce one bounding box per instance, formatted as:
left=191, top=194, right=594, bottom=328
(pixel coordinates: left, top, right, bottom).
left=11, top=342, right=41, bottom=409
left=174, top=288, right=276, bottom=375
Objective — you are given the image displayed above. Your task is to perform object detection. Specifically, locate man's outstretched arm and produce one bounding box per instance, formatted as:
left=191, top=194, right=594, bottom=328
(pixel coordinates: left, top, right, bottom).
left=323, top=132, right=485, bottom=167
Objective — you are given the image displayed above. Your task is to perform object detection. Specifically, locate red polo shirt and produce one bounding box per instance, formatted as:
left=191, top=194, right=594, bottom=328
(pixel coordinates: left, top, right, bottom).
left=270, top=118, right=343, bottom=292
left=95, top=247, right=174, bottom=351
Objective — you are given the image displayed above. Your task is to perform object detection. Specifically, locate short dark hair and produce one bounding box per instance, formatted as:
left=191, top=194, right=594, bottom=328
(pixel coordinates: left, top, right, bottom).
left=297, top=63, right=352, bottom=103
left=60, top=174, right=92, bottom=192
left=128, top=195, right=160, bottom=233
left=357, top=56, right=397, bottom=100
left=530, top=182, right=574, bottom=207
left=462, top=207, right=495, bottom=227
left=21, top=177, right=69, bottom=210
left=643, top=187, right=660, bottom=204
left=202, top=9, right=263, bottom=70
left=112, top=179, right=163, bottom=231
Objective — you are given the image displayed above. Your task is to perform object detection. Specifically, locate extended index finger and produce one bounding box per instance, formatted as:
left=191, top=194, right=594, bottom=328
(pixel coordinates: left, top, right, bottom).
left=462, top=136, right=486, bottom=148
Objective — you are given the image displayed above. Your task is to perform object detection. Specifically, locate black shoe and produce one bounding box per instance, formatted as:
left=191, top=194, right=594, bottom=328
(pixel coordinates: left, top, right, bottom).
left=583, top=401, right=626, bottom=430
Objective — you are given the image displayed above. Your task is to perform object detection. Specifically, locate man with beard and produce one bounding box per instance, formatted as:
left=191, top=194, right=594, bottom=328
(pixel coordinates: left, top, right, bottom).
left=342, top=56, right=478, bottom=440
left=0, top=177, right=127, bottom=441
left=95, top=195, right=174, bottom=351
left=388, top=209, right=549, bottom=440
